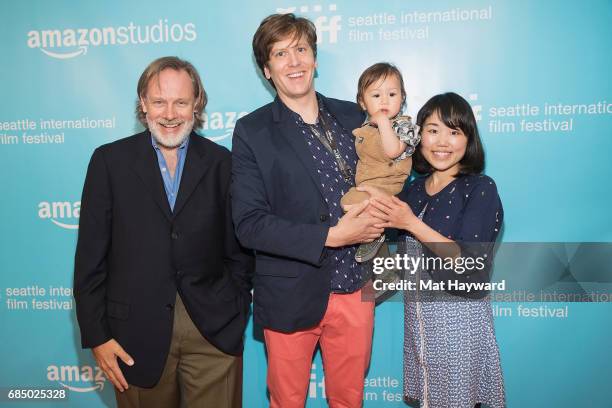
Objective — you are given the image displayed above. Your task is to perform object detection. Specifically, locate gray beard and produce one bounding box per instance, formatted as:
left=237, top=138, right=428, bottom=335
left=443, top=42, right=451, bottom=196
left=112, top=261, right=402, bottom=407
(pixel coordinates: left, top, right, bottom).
left=147, top=117, right=194, bottom=149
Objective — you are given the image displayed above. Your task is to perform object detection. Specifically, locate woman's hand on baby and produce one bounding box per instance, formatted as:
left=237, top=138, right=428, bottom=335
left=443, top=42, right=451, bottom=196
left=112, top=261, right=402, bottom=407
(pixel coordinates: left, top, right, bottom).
left=369, top=195, right=417, bottom=231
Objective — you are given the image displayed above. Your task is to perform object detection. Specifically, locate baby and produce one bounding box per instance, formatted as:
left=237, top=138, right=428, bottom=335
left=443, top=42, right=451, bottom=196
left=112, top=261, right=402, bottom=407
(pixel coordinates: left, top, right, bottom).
left=341, top=63, right=420, bottom=262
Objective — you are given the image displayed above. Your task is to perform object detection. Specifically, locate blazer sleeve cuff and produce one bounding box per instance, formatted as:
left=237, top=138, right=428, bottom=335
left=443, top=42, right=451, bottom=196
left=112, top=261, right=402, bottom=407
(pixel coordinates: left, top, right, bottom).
left=80, top=322, right=112, bottom=349
left=310, top=225, right=331, bottom=267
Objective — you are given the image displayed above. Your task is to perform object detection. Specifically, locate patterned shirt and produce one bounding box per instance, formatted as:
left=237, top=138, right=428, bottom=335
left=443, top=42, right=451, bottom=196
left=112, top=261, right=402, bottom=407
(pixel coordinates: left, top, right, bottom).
left=287, top=98, right=365, bottom=293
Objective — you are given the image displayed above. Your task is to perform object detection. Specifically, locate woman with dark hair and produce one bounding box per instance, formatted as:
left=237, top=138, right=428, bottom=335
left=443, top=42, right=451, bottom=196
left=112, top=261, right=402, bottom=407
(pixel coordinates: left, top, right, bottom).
left=361, top=92, right=506, bottom=407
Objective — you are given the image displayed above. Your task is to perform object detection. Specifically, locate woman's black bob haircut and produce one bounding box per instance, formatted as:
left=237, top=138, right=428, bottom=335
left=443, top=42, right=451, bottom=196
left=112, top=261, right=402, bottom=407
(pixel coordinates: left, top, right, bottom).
left=413, top=92, right=485, bottom=176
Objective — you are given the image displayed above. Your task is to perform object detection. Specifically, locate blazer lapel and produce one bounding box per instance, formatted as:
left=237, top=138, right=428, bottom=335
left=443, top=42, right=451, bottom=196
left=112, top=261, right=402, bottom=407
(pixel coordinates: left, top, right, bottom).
left=172, top=133, right=211, bottom=218
left=272, top=98, right=326, bottom=201
left=131, top=132, right=172, bottom=221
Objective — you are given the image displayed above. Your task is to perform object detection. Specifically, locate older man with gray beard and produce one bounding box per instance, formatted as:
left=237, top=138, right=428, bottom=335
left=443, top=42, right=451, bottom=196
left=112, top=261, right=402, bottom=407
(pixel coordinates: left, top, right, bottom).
left=74, top=56, right=253, bottom=408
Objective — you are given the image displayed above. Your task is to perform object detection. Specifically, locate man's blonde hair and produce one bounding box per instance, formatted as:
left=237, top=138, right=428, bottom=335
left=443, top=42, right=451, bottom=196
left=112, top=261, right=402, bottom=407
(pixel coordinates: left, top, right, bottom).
left=135, top=56, right=207, bottom=129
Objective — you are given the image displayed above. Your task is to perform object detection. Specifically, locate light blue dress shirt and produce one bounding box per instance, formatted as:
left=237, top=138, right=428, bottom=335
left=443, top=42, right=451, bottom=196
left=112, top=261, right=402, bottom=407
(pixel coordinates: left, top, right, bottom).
left=151, top=135, right=189, bottom=211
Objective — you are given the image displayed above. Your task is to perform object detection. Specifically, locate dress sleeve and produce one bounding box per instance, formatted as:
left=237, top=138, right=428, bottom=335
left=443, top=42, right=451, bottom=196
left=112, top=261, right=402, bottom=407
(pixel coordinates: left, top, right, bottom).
left=452, top=176, right=503, bottom=276
left=457, top=176, right=503, bottom=243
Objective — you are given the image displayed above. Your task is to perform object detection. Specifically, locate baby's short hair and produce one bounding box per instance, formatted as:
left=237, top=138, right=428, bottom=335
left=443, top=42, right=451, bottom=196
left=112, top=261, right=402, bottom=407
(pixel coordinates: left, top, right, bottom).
left=356, top=62, right=406, bottom=110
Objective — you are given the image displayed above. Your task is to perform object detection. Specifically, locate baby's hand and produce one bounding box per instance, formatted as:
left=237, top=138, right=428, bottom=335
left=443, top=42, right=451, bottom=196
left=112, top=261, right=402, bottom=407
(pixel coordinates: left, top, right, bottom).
left=369, top=110, right=391, bottom=127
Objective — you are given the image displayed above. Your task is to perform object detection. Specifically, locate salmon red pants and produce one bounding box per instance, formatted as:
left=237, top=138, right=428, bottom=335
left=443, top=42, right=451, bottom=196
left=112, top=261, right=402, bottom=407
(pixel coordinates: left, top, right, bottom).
left=264, top=289, right=375, bottom=408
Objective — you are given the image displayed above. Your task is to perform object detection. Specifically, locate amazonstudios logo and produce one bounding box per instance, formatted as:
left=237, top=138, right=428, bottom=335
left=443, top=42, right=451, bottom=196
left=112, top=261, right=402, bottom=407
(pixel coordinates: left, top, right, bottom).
left=27, top=19, right=197, bottom=59
left=47, top=364, right=106, bottom=393
left=38, top=201, right=80, bottom=230
left=202, top=111, right=248, bottom=142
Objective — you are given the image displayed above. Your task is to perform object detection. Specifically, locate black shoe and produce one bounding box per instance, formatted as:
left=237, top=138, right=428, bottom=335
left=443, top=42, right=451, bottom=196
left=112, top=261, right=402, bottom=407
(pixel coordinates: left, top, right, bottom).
left=355, top=234, right=386, bottom=263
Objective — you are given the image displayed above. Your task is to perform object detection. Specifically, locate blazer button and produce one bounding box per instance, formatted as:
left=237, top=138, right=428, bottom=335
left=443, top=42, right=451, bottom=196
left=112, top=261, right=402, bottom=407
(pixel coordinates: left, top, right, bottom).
left=176, top=270, right=183, bottom=276
left=171, top=232, right=179, bottom=240
left=320, top=214, right=329, bottom=222
left=165, top=304, right=174, bottom=311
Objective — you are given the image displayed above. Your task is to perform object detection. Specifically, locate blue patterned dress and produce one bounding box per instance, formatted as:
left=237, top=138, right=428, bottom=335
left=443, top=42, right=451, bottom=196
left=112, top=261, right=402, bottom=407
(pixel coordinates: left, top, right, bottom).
left=400, top=174, right=506, bottom=408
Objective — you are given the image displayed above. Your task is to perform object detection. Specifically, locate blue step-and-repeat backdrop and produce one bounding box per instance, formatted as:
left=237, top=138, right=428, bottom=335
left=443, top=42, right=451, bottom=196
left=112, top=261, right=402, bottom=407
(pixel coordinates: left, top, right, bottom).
left=1, top=0, right=611, bottom=407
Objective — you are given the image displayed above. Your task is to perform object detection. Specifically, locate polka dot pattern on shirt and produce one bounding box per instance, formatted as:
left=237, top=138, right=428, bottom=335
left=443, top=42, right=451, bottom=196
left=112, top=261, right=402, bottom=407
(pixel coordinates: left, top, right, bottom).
left=291, top=102, right=365, bottom=293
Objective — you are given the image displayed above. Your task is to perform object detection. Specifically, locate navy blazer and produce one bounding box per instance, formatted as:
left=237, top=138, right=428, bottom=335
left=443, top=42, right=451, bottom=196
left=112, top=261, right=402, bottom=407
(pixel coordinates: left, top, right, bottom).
left=231, top=94, right=365, bottom=332
left=74, top=131, right=253, bottom=387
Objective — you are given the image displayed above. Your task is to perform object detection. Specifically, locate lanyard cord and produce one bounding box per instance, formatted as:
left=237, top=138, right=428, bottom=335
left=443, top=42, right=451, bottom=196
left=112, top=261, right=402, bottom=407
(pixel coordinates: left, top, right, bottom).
left=307, top=113, right=355, bottom=185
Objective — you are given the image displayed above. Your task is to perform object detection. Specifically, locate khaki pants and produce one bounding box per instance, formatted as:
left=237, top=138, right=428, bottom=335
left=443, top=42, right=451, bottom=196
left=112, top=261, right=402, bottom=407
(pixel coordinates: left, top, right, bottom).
left=116, top=295, right=242, bottom=408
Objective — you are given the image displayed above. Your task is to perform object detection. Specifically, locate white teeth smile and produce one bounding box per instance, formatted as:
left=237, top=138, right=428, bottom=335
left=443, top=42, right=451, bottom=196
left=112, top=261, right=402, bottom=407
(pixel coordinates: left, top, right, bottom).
left=432, top=151, right=451, bottom=158
left=160, top=123, right=181, bottom=128
left=288, top=72, right=304, bottom=78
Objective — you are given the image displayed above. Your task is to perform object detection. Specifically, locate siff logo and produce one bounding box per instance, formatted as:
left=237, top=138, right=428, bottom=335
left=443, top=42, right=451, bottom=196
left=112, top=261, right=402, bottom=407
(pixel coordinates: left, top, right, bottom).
left=47, top=365, right=106, bottom=392
left=307, top=363, right=326, bottom=399
left=201, top=111, right=248, bottom=142
left=277, top=4, right=341, bottom=44
left=38, top=201, right=80, bottom=230
left=27, top=19, right=197, bottom=60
